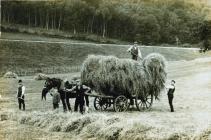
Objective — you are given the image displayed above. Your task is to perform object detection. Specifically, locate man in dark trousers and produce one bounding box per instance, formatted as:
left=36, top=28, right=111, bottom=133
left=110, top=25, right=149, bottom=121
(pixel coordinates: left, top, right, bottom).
left=127, top=41, right=142, bottom=60
left=69, top=80, right=91, bottom=114
left=17, top=80, right=26, bottom=111
left=165, top=80, right=176, bottom=112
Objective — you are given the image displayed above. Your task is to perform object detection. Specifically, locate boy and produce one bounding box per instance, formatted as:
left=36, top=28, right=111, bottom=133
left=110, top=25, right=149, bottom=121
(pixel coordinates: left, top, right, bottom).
left=17, top=80, right=25, bottom=111
left=50, top=88, right=60, bottom=109
left=165, top=80, right=176, bottom=112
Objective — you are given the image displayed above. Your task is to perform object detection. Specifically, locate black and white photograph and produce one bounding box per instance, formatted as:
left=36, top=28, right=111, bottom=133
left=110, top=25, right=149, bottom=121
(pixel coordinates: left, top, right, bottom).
left=0, top=0, right=211, bottom=139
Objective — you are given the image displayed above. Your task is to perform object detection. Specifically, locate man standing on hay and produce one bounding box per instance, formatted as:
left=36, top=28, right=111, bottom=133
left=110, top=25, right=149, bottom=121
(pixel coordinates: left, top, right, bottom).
left=17, top=80, right=26, bottom=111
left=127, top=41, right=142, bottom=60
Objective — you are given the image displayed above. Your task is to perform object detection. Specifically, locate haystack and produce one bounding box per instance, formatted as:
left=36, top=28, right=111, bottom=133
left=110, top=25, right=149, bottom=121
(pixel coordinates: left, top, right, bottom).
left=81, top=53, right=167, bottom=99
left=3, top=71, right=18, bottom=79
left=34, top=73, right=49, bottom=80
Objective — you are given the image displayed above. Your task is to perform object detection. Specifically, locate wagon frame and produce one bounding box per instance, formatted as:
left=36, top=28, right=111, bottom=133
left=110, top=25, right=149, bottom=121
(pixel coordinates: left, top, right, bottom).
left=86, top=92, right=153, bottom=112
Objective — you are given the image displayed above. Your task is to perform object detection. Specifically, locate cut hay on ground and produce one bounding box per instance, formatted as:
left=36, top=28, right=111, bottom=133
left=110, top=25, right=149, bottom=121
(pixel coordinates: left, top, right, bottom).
left=3, top=110, right=211, bottom=140
left=13, top=111, right=153, bottom=139
left=81, top=53, right=167, bottom=99
left=3, top=71, right=18, bottom=79
left=34, top=73, right=49, bottom=80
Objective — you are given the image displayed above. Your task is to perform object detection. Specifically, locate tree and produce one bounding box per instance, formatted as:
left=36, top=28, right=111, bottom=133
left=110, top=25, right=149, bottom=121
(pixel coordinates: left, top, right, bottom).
left=1, top=0, right=208, bottom=45
left=136, top=14, right=160, bottom=44
left=96, top=0, right=114, bottom=38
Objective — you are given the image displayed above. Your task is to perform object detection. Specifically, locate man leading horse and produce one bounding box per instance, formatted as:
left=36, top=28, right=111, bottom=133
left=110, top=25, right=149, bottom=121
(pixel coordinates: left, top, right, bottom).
left=41, top=78, right=90, bottom=113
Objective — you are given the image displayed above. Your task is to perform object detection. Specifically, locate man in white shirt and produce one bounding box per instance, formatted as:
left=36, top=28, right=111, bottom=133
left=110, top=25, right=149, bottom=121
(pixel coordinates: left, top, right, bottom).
left=69, top=80, right=91, bottom=114
left=165, top=80, right=176, bottom=112
left=127, top=41, right=142, bottom=60
left=17, top=80, right=26, bottom=111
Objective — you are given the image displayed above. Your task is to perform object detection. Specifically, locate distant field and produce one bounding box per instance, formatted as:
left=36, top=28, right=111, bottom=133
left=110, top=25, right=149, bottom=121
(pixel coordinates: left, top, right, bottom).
left=1, top=32, right=86, bottom=44
left=0, top=32, right=208, bottom=76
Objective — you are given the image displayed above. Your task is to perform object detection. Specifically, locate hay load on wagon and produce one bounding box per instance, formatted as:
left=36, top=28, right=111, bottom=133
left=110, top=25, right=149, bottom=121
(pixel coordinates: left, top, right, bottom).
left=81, top=53, right=167, bottom=112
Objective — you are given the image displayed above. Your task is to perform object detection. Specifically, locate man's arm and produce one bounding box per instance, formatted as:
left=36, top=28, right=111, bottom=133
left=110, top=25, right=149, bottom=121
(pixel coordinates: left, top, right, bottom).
left=58, top=93, right=61, bottom=102
left=21, top=86, right=25, bottom=97
left=164, top=84, right=171, bottom=93
left=82, top=85, right=90, bottom=90
left=138, top=48, right=142, bottom=59
left=16, top=89, right=18, bottom=98
left=67, top=86, right=76, bottom=92
left=164, top=84, right=175, bottom=93
left=82, top=85, right=91, bottom=94
left=50, top=89, right=53, bottom=96
left=127, top=46, right=133, bottom=52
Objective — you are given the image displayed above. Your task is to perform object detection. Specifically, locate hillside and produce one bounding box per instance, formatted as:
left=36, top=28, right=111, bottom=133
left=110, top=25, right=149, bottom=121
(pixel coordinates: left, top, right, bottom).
left=1, top=0, right=208, bottom=44
left=0, top=32, right=206, bottom=76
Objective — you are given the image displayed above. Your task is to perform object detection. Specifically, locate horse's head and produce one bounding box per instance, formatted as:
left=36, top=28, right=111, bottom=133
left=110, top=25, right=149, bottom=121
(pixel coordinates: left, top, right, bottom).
left=41, top=78, right=56, bottom=100
left=45, top=78, right=54, bottom=89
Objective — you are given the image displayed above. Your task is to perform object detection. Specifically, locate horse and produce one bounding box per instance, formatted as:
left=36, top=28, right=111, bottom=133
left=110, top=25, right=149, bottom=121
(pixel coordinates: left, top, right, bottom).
left=41, top=78, right=90, bottom=112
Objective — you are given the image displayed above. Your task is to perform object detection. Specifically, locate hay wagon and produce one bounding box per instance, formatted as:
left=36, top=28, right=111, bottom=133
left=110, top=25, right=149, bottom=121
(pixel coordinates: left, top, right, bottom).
left=81, top=53, right=167, bottom=112
left=86, top=92, right=153, bottom=112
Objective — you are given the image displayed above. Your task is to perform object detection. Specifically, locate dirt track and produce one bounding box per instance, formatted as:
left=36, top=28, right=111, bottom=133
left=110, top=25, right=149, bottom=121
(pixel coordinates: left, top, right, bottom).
left=0, top=57, right=211, bottom=140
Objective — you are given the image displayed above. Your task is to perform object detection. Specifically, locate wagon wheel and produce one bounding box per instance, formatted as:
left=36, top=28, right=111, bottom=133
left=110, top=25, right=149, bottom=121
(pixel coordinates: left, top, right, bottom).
left=135, top=94, right=153, bottom=111
left=114, top=95, right=129, bottom=112
left=94, top=97, right=109, bottom=111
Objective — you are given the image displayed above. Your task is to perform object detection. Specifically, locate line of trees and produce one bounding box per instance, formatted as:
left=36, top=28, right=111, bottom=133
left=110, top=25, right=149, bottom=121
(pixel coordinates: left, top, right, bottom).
left=1, top=0, right=209, bottom=45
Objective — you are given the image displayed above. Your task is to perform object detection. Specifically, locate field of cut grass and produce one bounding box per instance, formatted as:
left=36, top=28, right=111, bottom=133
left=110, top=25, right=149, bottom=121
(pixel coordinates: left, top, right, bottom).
left=1, top=32, right=85, bottom=43
left=1, top=57, right=211, bottom=140
left=1, top=32, right=208, bottom=76
left=1, top=31, right=211, bottom=140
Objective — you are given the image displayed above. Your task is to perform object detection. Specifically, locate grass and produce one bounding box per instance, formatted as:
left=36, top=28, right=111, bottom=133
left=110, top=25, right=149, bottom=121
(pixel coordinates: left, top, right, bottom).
left=0, top=74, right=150, bottom=140
left=1, top=57, right=211, bottom=139
left=1, top=24, right=125, bottom=44
left=0, top=32, right=207, bottom=76
left=1, top=32, right=84, bottom=43
left=1, top=31, right=211, bottom=139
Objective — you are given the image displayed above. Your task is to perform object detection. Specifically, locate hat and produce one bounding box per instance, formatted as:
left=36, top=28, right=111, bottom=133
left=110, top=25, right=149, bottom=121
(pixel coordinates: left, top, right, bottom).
left=171, top=80, right=176, bottom=83
left=18, top=80, right=22, bottom=83
left=134, top=41, right=138, bottom=44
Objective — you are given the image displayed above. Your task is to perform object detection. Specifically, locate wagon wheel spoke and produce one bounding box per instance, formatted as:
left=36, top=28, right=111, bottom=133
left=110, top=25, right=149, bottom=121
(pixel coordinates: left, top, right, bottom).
left=146, top=95, right=153, bottom=106
left=135, top=94, right=153, bottom=111
left=144, top=102, right=148, bottom=108
left=146, top=100, right=151, bottom=105
left=137, top=101, right=142, bottom=106
left=114, top=95, right=128, bottom=112
left=95, top=98, right=100, bottom=108
left=94, top=97, right=108, bottom=111
left=140, top=102, right=146, bottom=110
left=102, top=103, right=108, bottom=110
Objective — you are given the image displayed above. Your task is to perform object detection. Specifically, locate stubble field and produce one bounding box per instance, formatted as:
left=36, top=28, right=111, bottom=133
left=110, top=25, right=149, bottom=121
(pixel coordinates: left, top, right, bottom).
left=1, top=32, right=211, bottom=140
